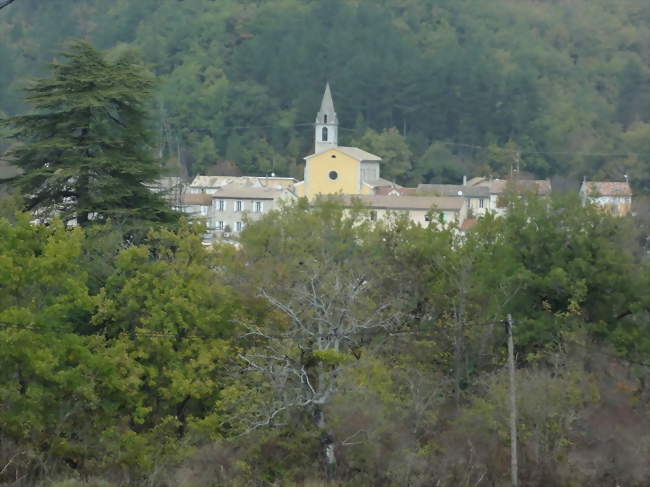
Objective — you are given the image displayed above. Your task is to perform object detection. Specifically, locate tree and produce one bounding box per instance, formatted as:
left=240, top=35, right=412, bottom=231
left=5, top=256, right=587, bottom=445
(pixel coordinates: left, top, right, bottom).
left=92, top=222, right=237, bottom=437
left=412, top=140, right=468, bottom=184
left=0, top=0, right=18, bottom=11
left=2, top=40, right=177, bottom=228
left=219, top=200, right=411, bottom=476
left=0, top=209, right=146, bottom=483
left=351, top=127, right=412, bottom=183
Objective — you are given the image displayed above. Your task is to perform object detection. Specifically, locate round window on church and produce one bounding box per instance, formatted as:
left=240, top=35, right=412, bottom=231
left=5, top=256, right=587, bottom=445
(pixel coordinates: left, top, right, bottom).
left=329, top=171, right=338, bottom=181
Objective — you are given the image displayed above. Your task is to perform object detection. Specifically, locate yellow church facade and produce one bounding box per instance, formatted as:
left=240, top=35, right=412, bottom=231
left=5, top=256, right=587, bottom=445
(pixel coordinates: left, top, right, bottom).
left=294, top=146, right=389, bottom=199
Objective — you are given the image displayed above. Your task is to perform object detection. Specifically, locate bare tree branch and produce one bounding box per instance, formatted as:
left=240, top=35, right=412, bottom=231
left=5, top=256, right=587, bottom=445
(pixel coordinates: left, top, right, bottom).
left=0, top=0, right=18, bottom=11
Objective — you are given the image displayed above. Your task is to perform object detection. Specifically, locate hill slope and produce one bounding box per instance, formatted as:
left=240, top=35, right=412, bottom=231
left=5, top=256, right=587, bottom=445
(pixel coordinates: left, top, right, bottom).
left=1, top=0, right=649, bottom=186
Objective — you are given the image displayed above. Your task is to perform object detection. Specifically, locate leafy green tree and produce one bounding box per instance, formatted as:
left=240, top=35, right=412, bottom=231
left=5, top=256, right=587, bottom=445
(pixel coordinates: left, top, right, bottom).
left=2, top=40, right=177, bottom=228
left=351, top=127, right=412, bottom=183
left=0, top=210, right=147, bottom=483
left=492, top=193, right=645, bottom=353
left=92, top=222, right=237, bottom=437
left=412, top=140, right=468, bottom=184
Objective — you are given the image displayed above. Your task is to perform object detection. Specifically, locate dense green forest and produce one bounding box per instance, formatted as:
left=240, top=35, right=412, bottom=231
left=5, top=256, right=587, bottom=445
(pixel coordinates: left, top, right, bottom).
left=3, top=192, right=650, bottom=486
left=1, top=0, right=650, bottom=186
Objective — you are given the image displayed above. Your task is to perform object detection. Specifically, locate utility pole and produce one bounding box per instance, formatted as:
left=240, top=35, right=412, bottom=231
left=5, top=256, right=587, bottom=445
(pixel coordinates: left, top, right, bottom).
left=507, top=313, right=518, bottom=487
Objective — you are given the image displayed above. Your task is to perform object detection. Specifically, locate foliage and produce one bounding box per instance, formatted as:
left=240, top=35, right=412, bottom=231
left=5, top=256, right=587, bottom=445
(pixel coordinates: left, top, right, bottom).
left=1, top=40, right=178, bottom=228
left=350, top=127, right=412, bottom=183
left=2, top=191, right=650, bottom=484
left=1, top=0, right=650, bottom=187
left=92, top=222, right=237, bottom=436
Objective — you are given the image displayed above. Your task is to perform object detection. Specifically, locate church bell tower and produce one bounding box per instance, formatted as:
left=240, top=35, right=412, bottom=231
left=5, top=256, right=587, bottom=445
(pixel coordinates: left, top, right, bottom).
left=315, top=82, right=338, bottom=153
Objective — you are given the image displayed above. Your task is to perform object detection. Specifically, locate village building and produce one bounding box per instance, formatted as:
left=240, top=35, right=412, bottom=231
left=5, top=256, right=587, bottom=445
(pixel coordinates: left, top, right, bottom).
left=341, top=194, right=467, bottom=227
left=579, top=180, right=632, bottom=216
left=416, top=183, right=491, bottom=217
left=179, top=182, right=296, bottom=242
left=465, top=176, right=552, bottom=216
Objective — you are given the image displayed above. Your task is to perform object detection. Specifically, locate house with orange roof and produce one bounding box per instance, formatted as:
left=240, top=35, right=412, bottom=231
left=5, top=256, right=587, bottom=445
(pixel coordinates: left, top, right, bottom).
left=579, top=180, right=632, bottom=216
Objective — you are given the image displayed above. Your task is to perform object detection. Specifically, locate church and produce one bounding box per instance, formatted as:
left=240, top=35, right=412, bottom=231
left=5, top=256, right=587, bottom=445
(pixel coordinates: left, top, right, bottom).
left=294, top=83, right=395, bottom=199
left=292, top=84, right=468, bottom=227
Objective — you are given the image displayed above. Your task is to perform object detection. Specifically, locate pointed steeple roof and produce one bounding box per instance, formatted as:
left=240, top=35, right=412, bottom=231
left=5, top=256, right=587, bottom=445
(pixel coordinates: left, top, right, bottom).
left=320, top=82, right=336, bottom=114
left=314, top=82, right=339, bottom=152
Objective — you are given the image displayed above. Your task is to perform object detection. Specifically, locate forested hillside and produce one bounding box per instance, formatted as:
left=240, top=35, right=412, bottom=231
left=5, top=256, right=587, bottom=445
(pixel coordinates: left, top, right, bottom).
left=1, top=0, right=650, bottom=186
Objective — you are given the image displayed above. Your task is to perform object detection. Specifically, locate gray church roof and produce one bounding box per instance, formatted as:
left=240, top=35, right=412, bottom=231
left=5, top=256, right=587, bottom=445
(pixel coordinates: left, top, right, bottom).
left=305, top=146, right=382, bottom=161
left=319, top=82, right=336, bottom=117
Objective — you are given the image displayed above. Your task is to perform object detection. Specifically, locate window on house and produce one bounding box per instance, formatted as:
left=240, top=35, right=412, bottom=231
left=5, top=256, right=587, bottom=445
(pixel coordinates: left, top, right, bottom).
left=236, top=200, right=242, bottom=212
left=324, top=114, right=328, bottom=124
left=322, top=127, right=328, bottom=141
left=479, top=198, right=484, bottom=209
left=200, top=206, right=208, bottom=216
left=217, top=199, right=225, bottom=211
left=236, top=221, right=242, bottom=232
left=254, top=201, right=263, bottom=213
left=217, top=221, right=224, bottom=230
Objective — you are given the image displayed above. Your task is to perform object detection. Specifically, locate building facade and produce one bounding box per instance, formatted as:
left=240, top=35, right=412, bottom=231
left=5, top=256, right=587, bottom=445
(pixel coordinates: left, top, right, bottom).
left=580, top=180, right=632, bottom=216
left=179, top=183, right=296, bottom=242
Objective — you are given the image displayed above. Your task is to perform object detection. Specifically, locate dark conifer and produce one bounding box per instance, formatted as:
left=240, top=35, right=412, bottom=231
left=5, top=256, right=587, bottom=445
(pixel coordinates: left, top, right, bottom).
left=2, top=40, right=178, bottom=227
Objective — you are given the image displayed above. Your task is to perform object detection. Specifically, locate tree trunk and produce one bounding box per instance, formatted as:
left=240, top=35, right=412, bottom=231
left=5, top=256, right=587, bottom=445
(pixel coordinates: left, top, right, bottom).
left=315, top=405, right=336, bottom=479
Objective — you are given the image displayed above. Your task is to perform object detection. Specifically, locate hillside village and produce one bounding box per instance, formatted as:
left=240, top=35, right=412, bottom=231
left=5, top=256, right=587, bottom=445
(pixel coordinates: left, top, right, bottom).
left=159, top=85, right=633, bottom=243
left=3, top=1, right=650, bottom=484
left=0, top=84, right=635, bottom=234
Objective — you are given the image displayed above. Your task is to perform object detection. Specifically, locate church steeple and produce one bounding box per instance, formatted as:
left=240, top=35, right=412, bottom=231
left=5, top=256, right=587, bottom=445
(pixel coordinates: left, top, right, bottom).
left=315, top=82, right=338, bottom=153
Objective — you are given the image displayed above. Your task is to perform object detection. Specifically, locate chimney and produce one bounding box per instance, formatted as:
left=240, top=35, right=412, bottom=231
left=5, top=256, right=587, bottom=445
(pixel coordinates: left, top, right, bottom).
left=463, top=175, right=467, bottom=186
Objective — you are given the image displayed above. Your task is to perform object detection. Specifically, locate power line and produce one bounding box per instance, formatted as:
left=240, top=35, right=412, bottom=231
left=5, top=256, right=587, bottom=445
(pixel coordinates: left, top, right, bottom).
left=337, top=126, right=650, bottom=158
left=430, top=140, right=649, bottom=159
left=222, top=122, right=315, bottom=131
left=176, top=120, right=650, bottom=158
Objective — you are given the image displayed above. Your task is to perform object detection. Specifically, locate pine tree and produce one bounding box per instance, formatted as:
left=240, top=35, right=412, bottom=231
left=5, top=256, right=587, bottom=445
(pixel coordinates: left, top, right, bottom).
left=2, top=40, right=178, bottom=227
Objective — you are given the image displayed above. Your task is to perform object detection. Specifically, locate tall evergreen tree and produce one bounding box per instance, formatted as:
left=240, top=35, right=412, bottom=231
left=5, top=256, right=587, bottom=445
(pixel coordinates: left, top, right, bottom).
left=2, top=40, right=177, bottom=227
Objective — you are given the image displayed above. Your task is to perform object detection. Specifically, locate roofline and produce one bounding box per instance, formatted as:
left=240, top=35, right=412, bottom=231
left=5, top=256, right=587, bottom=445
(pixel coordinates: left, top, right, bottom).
left=211, top=196, right=277, bottom=200
left=366, top=204, right=462, bottom=211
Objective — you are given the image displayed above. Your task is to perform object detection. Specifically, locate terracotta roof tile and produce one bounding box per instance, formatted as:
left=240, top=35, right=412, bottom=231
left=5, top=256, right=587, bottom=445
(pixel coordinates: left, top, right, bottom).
left=581, top=181, right=632, bottom=196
